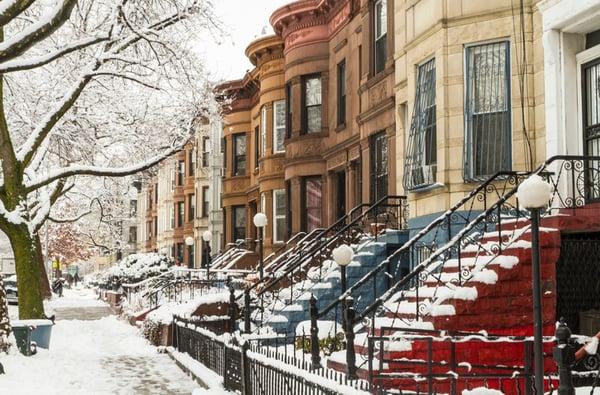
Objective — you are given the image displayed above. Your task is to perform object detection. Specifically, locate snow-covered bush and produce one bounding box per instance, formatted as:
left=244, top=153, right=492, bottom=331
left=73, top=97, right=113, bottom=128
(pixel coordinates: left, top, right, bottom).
left=99, top=253, right=174, bottom=288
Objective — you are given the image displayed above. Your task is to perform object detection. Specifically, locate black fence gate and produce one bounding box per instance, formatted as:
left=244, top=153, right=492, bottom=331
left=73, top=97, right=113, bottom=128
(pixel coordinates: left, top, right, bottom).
left=556, top=232, right=600, bottom=335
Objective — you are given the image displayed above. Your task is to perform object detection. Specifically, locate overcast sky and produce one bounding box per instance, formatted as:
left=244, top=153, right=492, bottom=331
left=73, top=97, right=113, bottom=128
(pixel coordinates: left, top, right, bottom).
left=196, top=0, right=291, bottom=82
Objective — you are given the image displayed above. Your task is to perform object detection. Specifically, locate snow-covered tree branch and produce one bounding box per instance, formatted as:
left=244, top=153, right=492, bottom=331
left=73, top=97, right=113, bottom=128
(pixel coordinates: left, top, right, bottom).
left=0, top=0, right=219, bottom=320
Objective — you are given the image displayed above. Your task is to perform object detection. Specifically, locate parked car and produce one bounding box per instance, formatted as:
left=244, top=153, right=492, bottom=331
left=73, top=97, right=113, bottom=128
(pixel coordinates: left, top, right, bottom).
left=4, top=274, right=18, bottom=304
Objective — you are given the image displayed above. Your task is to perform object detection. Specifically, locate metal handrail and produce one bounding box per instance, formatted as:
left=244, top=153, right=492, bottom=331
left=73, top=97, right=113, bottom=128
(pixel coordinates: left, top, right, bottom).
left=257, top=195, right=407, bottom=297
left=347, top=155, right=600, bottom=325
left=318, top=170, right=523, bottom=319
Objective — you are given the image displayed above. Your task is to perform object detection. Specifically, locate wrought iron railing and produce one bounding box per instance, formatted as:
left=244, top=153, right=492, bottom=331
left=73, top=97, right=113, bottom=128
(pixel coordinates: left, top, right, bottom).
left=308, top=155, right=600, bottom=387
left=317, top=170, right=527, bottom=324
left=172, top=315, right=370, bottom=394
left=241, top=195, right=407, bottom=332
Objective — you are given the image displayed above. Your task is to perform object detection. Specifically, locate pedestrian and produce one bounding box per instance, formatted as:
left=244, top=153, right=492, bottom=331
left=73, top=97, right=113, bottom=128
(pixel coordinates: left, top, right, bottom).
left=575, top=331, right=600, bottom=360
left=74, top=272, right=80, bottom=287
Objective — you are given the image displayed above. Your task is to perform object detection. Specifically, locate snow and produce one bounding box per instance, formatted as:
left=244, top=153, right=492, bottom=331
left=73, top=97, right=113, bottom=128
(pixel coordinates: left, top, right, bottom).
left=168, top=348, right=235, bottom=395
left=295, top=320, right=342, bottom=339
left=463, top=388, right=504, bottom=395
left=46, top=287, right=107, bottom=309
left=1, top=313, right=200, bottom=394
left=145, top=291, right=230, bottom=324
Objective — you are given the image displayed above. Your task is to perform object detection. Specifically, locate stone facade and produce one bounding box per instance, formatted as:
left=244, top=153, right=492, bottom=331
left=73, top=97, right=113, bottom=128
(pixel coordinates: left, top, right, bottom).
left=217, top=0, right=397, bottom=250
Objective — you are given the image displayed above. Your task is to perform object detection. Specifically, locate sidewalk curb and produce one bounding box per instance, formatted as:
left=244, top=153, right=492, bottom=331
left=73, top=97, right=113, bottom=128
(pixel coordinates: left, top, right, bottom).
left=164, top=347, right=210, bottom=390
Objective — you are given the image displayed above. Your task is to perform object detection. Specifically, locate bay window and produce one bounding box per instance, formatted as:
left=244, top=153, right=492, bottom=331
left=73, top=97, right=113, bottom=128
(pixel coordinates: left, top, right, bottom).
left=233, top=133, right=247, bottom=176
left=273, top=100, right=286, bottom=153
left=273, top=189, right=286, bottom=243
left=302, top=75, right=322, bottom=134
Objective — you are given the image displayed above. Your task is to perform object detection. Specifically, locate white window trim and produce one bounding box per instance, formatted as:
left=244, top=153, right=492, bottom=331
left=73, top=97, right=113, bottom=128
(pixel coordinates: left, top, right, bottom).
left=273, top=189, right=285, bottom=244
left=273, top=100, right=286, bottom=153
left=576, top=44, right=600, bottom=157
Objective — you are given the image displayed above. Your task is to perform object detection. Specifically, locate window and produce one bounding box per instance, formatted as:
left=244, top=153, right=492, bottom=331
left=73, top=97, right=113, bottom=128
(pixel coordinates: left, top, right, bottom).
left=233, top=133, right=247, bottom=176
left=177, top=160, right=185, bottom=185
left=170, top=205, right=174, bottom=229
left=273, top=189, right=286, bottom=243
left=286, top=182, right=292, bottom=239
left=188, top=194, right=195, bottom=222
left=222, top=138, right=227, bottom=171
left=302, top=75, right=322, bottom=134
left=303, top=177, right=322, bottom=232
left=260, top=192, right=266, bottom=213
left=202, top=137, right=209, bottom=167
left=404, top=58, right=437, bottom=190
left=188, top=149, right=195, bottom=177
left=261, top=106, right=267, bottom=156
left=285, top=83, right=292, bottom=139
left=374, top=0, right=387, bottom=75
left=273, top=100, right=286, bottom=153
left=202, top=186, right=209, bottom=217
left=370, top=132, right=388, bottom=202
left=177, top=201, right=184, bottom=228
left=128, top=227, right=137, bottom=244
left=176, top=243, right=184, bottom=264
left=233, top=206, right=246, bottom=241
left=465, top=41, right=511, bottom=180
left=337, top=60, right=346, bottom=126
left=129, top=200, right=137, bottom=217
left=254, top=127, right=259, bottom=169
left=582, top=58, right=600, bottom=201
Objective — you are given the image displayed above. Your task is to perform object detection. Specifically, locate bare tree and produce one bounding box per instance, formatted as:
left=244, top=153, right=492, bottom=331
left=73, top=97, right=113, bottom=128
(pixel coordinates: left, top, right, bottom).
left=0, top=0, right=218, bottom=319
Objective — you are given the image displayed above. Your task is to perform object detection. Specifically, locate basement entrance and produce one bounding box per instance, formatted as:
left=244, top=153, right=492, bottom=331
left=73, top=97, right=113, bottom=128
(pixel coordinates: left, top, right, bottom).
left=556, top=232, right=600, bottom=335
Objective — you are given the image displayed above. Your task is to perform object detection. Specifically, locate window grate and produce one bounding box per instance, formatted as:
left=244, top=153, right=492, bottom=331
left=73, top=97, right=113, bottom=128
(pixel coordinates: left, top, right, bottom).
left=404, top=58, right=436, bottom=190
left=464, top=41, right=511, bottom=181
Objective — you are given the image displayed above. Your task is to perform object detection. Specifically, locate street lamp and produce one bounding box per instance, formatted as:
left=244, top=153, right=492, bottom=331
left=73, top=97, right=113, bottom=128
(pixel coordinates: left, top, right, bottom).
left=253, top=212, right=267, bottom=281
left=202, top=230, right=212, bottom=278
left=185, top=236, right=194, bottom=269
left=332, top=244, right=354, bottom=294
left=517, top=174, right=552, bottom=395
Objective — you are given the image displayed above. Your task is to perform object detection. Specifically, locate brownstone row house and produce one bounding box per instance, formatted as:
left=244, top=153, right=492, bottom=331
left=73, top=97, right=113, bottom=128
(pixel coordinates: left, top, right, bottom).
left=217, top=0, right=396, bottom=254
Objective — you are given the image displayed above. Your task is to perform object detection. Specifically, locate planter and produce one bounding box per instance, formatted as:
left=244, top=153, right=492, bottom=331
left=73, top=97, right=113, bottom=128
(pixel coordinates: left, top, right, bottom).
left=12, top=319, right=54, bottom=349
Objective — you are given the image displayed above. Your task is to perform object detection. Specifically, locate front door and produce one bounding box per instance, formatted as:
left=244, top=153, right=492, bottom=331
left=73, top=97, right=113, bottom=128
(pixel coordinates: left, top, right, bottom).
left=582, top=58, right=600, bottom=201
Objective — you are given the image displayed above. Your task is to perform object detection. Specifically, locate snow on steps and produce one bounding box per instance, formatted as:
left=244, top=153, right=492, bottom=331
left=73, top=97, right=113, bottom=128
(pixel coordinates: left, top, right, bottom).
left=326, top=224, right=564, bottom=394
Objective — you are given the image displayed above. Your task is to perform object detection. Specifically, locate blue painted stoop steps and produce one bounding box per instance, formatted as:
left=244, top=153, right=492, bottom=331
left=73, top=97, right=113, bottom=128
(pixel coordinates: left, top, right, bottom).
left=263, top=229, right=409, bottom=334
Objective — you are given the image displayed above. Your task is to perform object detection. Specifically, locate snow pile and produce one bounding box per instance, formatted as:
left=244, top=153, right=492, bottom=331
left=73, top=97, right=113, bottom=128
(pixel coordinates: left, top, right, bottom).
left=295, top=320, right=342, bottom=339
left=99, top=253, right=174, bottom=287
left=463, top=388, right=504, bottom=395
left=145, top=292, right=230, bottom=325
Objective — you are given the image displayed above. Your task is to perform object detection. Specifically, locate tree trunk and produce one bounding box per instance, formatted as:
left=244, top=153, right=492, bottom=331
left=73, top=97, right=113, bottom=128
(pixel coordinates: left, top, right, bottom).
left=7, top=225, right=45, bottom=319
left=35, top=234, right=52, bottom=299
left=0, top=275, right=11, bottom=352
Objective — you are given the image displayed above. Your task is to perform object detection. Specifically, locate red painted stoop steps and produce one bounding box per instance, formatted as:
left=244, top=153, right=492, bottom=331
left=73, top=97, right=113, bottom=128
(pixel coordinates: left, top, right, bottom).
left=327, top=205, right=600, bottom=394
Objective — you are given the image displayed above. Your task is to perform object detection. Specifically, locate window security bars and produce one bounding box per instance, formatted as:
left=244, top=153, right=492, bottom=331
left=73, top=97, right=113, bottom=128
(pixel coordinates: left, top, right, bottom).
left=464, top=41, right=511, bottom=181
left=582, top=58, right=600, bottom=201
left=404, top=58, right=437, bottom=190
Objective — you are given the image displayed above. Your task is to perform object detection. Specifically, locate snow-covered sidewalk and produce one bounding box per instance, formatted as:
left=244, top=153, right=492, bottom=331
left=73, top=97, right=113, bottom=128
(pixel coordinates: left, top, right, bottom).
left=1, top=288, right=203, bottom=394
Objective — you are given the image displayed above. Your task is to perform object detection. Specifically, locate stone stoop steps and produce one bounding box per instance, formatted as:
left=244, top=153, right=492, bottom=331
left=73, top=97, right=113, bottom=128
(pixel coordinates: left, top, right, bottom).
left=325, top=213, right=582, bottom=395
left=259, top=229, right=408, bottom=335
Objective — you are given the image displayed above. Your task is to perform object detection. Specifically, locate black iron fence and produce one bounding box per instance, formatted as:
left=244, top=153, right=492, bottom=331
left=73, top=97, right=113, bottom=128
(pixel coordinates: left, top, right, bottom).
left=172, top=316, right=370, bottom=395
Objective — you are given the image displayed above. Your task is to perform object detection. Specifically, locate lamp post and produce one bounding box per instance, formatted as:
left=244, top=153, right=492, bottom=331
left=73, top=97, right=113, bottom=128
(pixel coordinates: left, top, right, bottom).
left=202, top=230, right=212, bottom=279
left=253, top=212, right=267, bottom=281
left=332, top=244, right=354, bottom=294
left=517, top=174, right=552, bottom=395
left=185, top=236, right=194, bottom=269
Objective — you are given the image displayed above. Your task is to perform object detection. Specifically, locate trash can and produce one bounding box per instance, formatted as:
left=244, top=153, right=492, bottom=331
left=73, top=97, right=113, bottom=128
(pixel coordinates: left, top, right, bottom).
left=12, top=319, right=53, bottom=350
left=11, top=323, right=37, bottom=356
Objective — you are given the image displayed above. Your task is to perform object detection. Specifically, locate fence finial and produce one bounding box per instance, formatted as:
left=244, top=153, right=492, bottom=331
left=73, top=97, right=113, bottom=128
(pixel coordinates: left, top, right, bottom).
left=553, top=318, right=575, bottom=395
